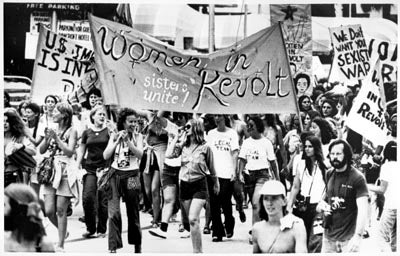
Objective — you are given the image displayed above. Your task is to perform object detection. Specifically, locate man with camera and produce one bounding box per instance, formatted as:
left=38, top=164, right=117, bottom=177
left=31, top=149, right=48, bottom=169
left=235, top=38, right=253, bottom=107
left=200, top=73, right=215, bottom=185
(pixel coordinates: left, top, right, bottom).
left=317, top=140, right=369, bottom=253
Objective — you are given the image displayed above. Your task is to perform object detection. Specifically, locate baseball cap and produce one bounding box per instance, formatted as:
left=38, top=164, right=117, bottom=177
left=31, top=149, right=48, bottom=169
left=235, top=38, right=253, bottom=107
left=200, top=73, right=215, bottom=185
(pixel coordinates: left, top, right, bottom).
left=260, top=180, right=286, bottom=196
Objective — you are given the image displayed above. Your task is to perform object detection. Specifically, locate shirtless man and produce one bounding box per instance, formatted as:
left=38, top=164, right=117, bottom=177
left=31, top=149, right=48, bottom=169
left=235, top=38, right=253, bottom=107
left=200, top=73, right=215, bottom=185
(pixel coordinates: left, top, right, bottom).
left=252, top=180, right=307, bottom=253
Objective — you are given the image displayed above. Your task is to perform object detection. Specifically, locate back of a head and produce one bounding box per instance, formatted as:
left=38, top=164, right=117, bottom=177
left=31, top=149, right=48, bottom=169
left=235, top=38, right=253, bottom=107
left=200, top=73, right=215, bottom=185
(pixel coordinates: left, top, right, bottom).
left=4, top=184, right=45, bottom=244
left=5, top=183, right=38, bottom=205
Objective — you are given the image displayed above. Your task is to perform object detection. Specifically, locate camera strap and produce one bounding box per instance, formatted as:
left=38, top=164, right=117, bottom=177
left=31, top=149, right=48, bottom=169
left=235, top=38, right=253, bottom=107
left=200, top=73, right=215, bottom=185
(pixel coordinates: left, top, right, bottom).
left=301, top=162, right=317, bottom=197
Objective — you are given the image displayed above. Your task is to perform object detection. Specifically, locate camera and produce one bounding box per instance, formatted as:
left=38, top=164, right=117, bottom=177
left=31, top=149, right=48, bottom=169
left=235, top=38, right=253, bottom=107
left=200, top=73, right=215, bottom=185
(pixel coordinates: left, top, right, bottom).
left=294, top=194, right=310, bottom=212
left=322, top=214, right=332, bottom=228
left=117, top=160, right=129, bottom=168
left=330, top=197, right=346, bottom=211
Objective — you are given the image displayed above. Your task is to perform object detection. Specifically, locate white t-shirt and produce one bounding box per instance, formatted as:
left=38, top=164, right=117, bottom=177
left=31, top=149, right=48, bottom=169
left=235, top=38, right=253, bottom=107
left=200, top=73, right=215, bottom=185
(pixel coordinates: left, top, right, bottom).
left=379, top=161, right=399, bottom=209
left=239, top=137, right=276, bottom=171
left=206, top=128, right=239, bottom=179
left=295, top=160, right=326, bottom=204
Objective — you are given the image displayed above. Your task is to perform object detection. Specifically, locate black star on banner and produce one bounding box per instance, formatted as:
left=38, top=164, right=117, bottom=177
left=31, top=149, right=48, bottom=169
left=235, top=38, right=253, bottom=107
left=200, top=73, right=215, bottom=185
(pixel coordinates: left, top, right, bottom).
left=281, top=5, right=297, bottom=21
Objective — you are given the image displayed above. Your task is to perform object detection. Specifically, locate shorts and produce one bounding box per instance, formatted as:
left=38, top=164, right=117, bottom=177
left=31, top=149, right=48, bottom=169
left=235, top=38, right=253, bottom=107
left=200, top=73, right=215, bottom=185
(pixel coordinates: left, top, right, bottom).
left=244, top=168, right=271, bottom=190
left=42, top=175, right=76, bottom=197
left=180, top=177, right=208, bottom=200
left=161, top=164, right=180, bottom=189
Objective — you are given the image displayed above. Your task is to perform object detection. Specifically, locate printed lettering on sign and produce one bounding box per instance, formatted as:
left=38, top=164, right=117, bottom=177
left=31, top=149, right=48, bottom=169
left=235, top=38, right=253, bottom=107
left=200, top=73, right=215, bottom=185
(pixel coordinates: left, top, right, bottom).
left=330, top=24, right=370, bottom=83
left=89, top=14, right=298, bottom=114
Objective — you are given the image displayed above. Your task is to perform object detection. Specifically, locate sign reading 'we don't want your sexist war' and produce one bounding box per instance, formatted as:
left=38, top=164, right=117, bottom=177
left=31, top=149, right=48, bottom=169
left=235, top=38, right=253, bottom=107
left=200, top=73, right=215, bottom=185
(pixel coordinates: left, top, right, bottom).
left=89, top=15, right=298, bottom=114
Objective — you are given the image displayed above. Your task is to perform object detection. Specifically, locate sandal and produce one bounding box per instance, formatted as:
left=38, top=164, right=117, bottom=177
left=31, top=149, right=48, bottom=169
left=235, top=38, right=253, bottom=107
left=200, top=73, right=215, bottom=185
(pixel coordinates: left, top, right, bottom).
left=203, top=227, right=211, bottom=235
left=178, top=224, right=185, bottom=232
left=151, top=221, right=159, bottom=228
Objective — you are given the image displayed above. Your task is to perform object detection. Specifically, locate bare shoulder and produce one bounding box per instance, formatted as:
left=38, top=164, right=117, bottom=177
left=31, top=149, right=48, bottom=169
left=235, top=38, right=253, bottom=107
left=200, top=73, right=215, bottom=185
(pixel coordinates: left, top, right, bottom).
left=252, top=220, right=267, bottom=235
left=292, top=217, right=306, bottom=234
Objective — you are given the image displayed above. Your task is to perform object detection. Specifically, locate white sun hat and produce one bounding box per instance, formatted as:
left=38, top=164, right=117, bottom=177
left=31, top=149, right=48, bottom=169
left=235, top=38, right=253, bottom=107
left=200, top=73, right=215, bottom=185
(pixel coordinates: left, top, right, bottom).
left=259, top=180, right=286, bottom=196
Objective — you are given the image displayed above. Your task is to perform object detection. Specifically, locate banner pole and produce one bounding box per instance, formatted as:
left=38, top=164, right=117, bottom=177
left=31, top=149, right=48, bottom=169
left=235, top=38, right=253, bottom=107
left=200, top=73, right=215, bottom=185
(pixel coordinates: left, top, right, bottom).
left=278, top=21, right=303, bottom=132
left=208, top=4, right=215, bottom=53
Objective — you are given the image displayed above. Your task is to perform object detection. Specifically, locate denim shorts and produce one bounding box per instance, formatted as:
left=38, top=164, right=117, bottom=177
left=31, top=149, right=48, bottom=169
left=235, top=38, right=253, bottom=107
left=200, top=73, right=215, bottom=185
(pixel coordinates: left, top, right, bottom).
left=244, top=168, right=271, bottom=190
left=161, top=164, right=180, bottom=189
left=180, top=177, right=208, bottom=200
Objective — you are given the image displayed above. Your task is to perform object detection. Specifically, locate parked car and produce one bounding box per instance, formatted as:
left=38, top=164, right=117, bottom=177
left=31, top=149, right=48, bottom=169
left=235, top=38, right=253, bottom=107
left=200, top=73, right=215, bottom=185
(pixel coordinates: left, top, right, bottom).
left=4, top=75, right=32, bottom=108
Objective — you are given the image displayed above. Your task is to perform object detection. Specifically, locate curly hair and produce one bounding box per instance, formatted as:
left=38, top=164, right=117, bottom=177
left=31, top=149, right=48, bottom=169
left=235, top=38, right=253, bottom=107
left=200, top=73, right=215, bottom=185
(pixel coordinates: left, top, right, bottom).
left=4, top=111, right=26, bottom=139
left=117, top=108, right=137, bottom=131
left=312, top=117, right=335, bottom=145
left=320, top=98, right=338, bottom=117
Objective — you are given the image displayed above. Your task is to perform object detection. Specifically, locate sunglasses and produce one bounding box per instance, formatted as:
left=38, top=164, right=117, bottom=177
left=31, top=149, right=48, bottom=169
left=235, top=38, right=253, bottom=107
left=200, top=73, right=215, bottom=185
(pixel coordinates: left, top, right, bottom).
left=184, top=124, right=192, bottom=131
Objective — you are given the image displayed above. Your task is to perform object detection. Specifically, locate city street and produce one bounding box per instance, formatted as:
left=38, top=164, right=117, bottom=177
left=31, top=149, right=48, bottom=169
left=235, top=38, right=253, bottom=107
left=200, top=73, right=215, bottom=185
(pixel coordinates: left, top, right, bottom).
left=43, top=198, right=383, bottom=254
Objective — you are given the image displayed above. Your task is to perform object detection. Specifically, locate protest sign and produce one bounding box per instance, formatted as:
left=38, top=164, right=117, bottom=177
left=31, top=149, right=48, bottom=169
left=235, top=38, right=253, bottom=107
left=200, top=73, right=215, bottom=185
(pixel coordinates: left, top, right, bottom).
left=270, top=4, right=313, bottom=97
left=368, top=38, right=397, bottom=84
left=89, top=14, right=298, bottom=114
left=31, top=25, right=96, bottom=104
left=346, top=60, right=388, bottom=146
left=329, top=24, right=370, bottom=84
left=58, top=20, right=92, bottom=49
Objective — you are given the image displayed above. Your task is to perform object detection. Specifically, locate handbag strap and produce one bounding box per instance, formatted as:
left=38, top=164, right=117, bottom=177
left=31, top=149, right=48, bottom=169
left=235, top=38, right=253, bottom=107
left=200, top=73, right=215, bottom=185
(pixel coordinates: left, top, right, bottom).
left=267, top=229, right=282, bottom=253
left=50, top=127, right=70, bottom=157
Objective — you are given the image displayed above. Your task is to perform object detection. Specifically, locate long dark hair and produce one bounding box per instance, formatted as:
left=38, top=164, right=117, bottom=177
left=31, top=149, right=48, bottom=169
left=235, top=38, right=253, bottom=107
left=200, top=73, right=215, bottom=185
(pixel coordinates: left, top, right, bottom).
left=302, top=135, right=327, bottom=181
left=4, top=110, right=26, bottom=139
left=312, top=117, right=335, bottom=145
left=298, top=95, right=312, bottom=112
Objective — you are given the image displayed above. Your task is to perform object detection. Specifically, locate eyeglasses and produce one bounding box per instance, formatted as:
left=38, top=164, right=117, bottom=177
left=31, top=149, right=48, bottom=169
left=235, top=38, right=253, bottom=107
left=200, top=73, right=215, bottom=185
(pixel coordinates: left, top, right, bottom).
left=184, top=124, right=192, bottom=131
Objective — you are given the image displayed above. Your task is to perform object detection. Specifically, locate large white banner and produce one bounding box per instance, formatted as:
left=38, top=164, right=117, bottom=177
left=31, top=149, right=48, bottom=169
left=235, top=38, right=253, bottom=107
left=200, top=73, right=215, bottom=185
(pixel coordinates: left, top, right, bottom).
left=31, top=25, right=96, bottom=104
left=346, top=60, right=388, bottom=146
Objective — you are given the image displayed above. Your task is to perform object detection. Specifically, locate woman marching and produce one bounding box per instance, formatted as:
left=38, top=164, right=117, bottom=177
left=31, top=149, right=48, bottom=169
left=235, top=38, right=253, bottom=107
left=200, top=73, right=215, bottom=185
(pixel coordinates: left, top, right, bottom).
left=287, top=135, right=328, bottom=252
left=103, top=108, right=144, bottom=253
left=169, top=118, right=220, bottom=253
left=4, top=110, right=37, bottom=186
left=76, top=105, right=111, bottom=239
left=38, top=102, right=78, bottom=252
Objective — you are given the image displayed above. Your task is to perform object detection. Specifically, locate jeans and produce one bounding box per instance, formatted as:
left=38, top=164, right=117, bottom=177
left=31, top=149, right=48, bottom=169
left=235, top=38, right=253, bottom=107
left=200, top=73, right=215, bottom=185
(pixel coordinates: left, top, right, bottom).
left=208, top=177, right=235, bottom=238
left=108, top=172, right=141, bottom=250
left=321, top=235, right=354, bottom=253
left=82, top=173, right=108, bottom=234
left=379, top=208, right=397, bottom=252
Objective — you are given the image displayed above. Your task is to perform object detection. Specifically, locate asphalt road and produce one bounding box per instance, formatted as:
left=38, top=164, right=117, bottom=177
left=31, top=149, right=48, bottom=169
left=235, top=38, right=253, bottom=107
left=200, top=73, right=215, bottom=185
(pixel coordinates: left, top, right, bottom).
left=43, top=199, right=384, bottom=254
